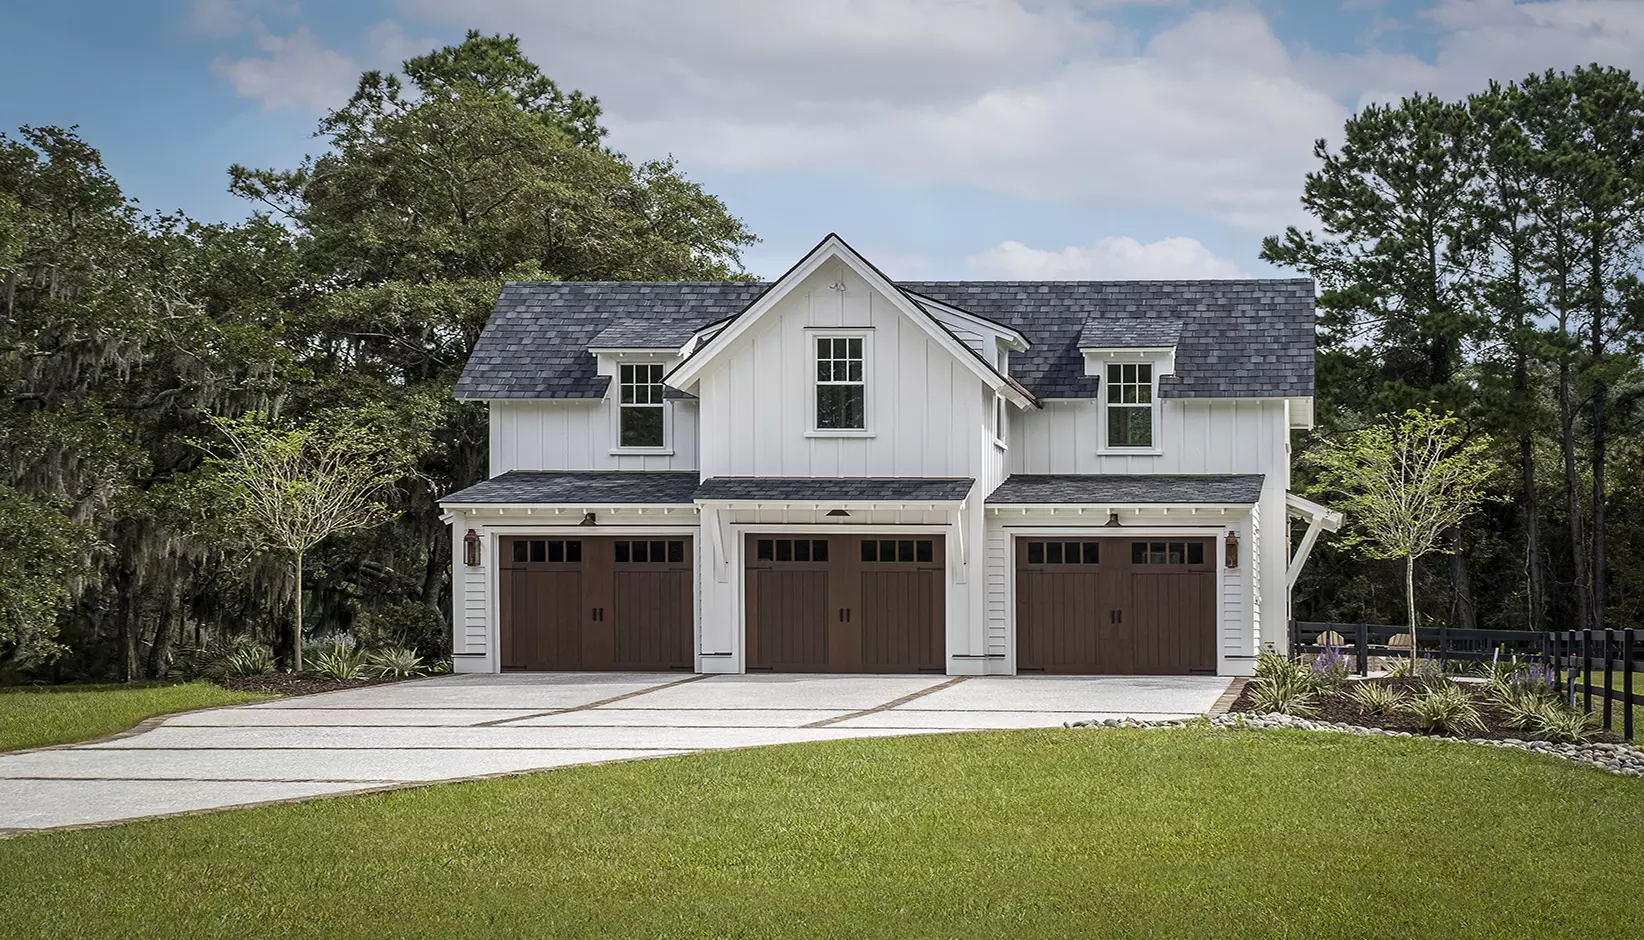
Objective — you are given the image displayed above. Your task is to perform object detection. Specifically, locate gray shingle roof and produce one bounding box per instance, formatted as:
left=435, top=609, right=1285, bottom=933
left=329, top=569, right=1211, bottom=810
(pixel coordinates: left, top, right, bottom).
left=904, top=281, right=1314, bottom=400
left=441, top=471, right=701, bottom=505
left=589, top=317, right=713, bottom=349
left=696, top=477, right=974, bottom=502
left=455, top=279, right=1314, bottom=401
left=456, top=282, right=765, bottom=399
left=987, top=474, right=1266, bottom=504
left=1078, top=317, right=1183, bottom=349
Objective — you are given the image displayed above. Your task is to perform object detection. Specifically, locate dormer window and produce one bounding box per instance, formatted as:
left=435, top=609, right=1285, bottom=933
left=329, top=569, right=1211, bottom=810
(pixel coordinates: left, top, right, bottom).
left=1105, top=362, right=1155, bottom=448
left=812, top=333, right=870, bottom=434
left=618, top=363, right=666, bottom=448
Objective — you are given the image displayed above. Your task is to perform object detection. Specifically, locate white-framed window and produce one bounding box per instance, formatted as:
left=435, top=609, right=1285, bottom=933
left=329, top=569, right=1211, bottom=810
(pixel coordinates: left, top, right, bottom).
left=993, top=392, right=1008, bottom=448
left=812, top=333, right=869, bottom=433
left=1104, top=361, right=1155, bottom=449
left=617, top=362, right=667, bottom=449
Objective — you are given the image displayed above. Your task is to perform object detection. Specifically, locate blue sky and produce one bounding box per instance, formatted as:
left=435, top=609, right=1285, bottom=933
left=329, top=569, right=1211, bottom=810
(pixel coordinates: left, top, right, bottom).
left=5, top=1, right=1642, bottom=280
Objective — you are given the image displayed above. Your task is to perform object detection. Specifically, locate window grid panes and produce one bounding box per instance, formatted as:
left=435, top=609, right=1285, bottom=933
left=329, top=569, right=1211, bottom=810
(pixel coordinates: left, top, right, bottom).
left=1024, top=541, right=1100, bottom=565
left=1105, top=362, right=1154, bottom=448
left=512, top=540, right=582, bottom=564
left=816, top=337, right=866, bottom=430
left=755, top=539, right=830, bottom=563
left=614, top=540, right=686, bottom=564
left=1130, top=541, right=1204, bottom=566
left=861, top=539, right=934, bottom=563
left=619, top=363, right=666, bottom=448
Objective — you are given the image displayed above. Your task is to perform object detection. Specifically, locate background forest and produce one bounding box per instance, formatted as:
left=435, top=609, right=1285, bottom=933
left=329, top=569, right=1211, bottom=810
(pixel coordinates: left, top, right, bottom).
left=1, top=33, right=1640, bottom=683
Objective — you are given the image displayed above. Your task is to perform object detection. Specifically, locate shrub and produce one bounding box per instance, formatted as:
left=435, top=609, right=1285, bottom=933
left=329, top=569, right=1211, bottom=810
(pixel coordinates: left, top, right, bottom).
left=1404, top=684, right=1485, bottom=735
left=310, top=645, right=370, bottom=680
left=172, top=635, right=272, bottom=681
left=1347, top=682, right=1409, bottom=716
left=365, top=646, right=424, bottom=678
left=1254, top=650, right=1295, bottom=682
left=1502, top=696, right=1593, bottom=743
left=220, top=644, right=276, bottom=678
left=1247, top=668, right=1320, bottom=717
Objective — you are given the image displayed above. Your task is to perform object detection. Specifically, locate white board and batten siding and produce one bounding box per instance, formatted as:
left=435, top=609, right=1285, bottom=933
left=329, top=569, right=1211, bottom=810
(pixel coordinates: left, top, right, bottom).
left=695, top=264, right=988, bottom=481
left=490, top=399, right=700, bottom=473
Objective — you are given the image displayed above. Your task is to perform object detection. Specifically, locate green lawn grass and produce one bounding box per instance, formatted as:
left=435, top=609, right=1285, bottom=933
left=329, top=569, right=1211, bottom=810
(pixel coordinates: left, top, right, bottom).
left=3, top=728, right=1642, bottom=939
left=0, top=681, right=270, bottom=752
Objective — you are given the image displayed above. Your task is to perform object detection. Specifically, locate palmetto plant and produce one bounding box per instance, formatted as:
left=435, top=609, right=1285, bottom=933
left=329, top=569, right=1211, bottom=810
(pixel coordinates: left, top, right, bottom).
left=1502, top=696, right=1593, bottom=743
left=365, top=646, right=425, bottom=678
left=220, top=645, right=276, bottom=678
left=1404, top=684, right=1485, bottom=735
left=1347, top=682, right=1409, bottom=716
left=310, top=646, right=371, bottom=680
left=1248, top=665, right=1321, bottom=717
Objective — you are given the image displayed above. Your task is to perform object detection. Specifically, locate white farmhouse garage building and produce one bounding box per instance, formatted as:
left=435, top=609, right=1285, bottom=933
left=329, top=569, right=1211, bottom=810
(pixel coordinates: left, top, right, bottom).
left=440, top=235, right=1336, bottom=677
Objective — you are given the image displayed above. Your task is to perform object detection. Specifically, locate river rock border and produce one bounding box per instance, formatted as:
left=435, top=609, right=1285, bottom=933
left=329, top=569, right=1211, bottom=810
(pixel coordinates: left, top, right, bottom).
left=1065, top=713, right=1644, bottom=778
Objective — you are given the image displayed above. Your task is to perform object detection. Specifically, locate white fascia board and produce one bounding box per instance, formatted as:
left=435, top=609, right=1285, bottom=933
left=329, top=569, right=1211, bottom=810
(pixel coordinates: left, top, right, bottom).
left=1080, top=346, right=1177, bottom=377
left=434, top=502, right=701, bottom=513
left=696, top=499, right=966, bottom=510
left=587, top=347, right=679, bottom=356
left=664, top=234, right=1010, bottom=399
left=987, top=503, right=1251, bottom=515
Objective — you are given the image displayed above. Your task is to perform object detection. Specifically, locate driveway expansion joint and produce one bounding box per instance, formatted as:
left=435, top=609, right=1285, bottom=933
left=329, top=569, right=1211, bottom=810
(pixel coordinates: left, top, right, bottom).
left=804, top=676, right=971, bottom=728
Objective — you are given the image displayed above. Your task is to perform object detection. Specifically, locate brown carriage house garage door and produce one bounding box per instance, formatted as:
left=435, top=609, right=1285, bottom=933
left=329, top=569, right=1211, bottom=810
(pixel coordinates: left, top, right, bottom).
left=745, top=534, right=945, bottom=673
left=500, top=536, right=693, bottom=671
left=1016, top=537, right=1216, bottom=675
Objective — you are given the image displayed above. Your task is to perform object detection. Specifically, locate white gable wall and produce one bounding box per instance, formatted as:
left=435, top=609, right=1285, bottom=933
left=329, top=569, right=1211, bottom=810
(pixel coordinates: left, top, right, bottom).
left=695, top=264, right=990, bottom=481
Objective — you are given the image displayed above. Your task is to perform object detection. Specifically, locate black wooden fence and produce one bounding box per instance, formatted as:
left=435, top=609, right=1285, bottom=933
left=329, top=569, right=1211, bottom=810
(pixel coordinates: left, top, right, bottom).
left=1289, top=621, right=1642, bottom=742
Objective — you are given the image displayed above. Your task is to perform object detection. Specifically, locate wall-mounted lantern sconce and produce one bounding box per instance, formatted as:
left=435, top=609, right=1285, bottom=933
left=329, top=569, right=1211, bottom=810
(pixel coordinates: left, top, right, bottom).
left=463, top=529, right=482, bottom=567
left=826, top=509, right=850, bottom=518
left=579, top=512, right=598, bottom=527
left=1225, top=530, right=1240, bottom=569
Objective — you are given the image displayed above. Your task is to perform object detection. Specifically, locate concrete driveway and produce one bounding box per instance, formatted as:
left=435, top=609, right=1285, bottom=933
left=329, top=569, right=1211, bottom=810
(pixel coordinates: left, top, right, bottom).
left=0, top=672, right=1231, bottom=833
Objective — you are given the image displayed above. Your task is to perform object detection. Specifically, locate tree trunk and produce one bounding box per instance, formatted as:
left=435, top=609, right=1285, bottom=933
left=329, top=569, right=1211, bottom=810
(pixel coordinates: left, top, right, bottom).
left=1591, top=380, right=1606, bottom=628
left=1405, top=555, right=1418, bottom=672
left=116, top=566, right=137, bottom=683
left=293, top=551, right=305, bottom=674
left=1557, top=358, right=1589, bottom=631
left=1447, top=528, right=1476, bottom=630
left=1520, top=431, right=1545, bottom=631
left=147, top=589, right=176, bottom=679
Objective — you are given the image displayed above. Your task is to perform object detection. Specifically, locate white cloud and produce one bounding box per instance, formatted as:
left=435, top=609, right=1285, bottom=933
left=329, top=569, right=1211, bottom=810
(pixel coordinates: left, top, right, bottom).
left=198, top=0, right=1644, bottom=236
left=966, top=236, right=1244, bottom=279
left=1303, top=0, right=1644, bottom=107
left=200, top=5, right=424, bottom=115
left=211, top=25, right=359, bottom=113
left=387, top=2, right=1343, bottom=234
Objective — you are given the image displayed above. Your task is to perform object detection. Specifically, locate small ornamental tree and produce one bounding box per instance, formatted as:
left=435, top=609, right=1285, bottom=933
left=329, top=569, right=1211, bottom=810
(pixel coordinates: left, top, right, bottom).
left=197, top=410, right=426, bottom=672
left=1310, top=409, right=1497, bottom=667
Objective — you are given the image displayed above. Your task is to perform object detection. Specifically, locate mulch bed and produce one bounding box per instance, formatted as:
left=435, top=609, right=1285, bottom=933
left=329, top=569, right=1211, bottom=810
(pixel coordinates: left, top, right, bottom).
left=218, top=673, right=421, bottom=696
left=1227, top=678, right=1625, bottom=744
